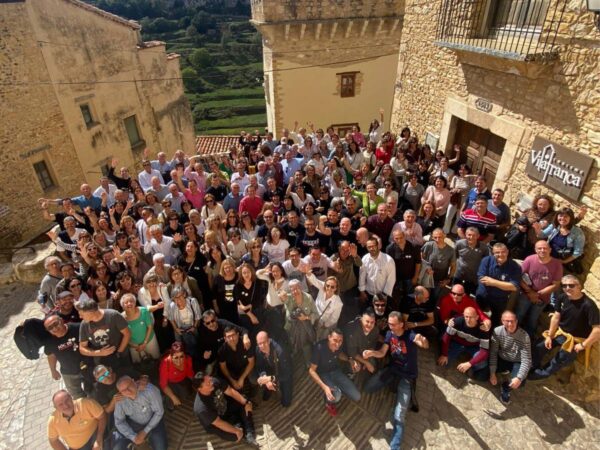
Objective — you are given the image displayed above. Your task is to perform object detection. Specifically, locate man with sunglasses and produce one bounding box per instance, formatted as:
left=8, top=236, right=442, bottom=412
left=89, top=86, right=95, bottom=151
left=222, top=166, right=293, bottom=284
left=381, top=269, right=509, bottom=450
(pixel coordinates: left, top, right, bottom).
left=198, top=310, right=251, bottom=373
left=50, top=291, right=82, bottom=324
left=44, top=315, right=91, bottom=399
left=529, top=275, right=600, bottom=380
left=438, top=283, right=490, bottom=331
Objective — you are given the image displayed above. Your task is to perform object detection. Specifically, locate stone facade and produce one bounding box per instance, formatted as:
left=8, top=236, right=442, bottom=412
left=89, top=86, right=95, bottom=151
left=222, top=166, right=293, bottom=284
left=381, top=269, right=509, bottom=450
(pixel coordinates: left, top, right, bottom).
left=251, top=0, right=404, bottom=136
left=390, top=0, right=600, bottom=392
left=0, top=0, right=195, bottom=247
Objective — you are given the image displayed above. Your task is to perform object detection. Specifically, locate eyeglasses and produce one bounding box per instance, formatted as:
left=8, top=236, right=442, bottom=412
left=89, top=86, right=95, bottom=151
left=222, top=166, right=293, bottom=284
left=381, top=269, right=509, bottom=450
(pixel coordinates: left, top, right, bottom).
left=70, top=283, right=81, bottom=288
left=325, top=284, right=336, bottom=289
left=204, top=319, right=216, bottom=326
left=561, top=283, right=578, bottom=289
left=252, top=245, right=261, bottom=249
left=450, top=292, right=464, bottom=296
left=97, top=370, right=111, bottom=382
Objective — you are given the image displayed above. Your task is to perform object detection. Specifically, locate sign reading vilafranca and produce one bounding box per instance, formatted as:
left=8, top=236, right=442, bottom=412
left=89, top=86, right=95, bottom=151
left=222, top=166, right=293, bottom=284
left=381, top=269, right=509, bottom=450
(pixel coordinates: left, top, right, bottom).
left=525, top=137, right=594, bottom=201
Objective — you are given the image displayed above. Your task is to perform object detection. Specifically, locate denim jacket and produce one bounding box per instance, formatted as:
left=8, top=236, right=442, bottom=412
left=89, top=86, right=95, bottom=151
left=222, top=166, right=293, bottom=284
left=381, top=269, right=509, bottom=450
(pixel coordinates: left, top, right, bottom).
left=543, top=225, right=585, bottom=259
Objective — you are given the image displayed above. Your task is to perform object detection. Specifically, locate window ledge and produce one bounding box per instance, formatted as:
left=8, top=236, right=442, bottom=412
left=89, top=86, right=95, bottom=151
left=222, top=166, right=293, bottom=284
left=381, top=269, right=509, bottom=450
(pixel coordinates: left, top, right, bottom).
left=131, top=140, right=146, bottom=151
left=85, top=121, right=101, bottom=130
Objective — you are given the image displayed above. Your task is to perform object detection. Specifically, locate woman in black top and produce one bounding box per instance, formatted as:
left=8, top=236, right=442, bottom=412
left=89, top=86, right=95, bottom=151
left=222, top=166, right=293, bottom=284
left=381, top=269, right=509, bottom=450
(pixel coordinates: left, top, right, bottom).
left=212, top=258, right=239, bottom=323
left=178, top=241, right=210, bottom=310
left=233, top=263, right=264, bottom=340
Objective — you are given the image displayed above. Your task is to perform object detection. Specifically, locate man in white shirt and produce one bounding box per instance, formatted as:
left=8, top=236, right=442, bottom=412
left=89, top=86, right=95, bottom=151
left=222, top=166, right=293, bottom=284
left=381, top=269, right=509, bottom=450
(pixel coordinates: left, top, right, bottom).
left=143, top=224, right=181, bottom=265
left=138, top=160, right=164, bottom=192
left=93, top=176, right=118, bottom=207
left=359, top=237, right=396, bottom=310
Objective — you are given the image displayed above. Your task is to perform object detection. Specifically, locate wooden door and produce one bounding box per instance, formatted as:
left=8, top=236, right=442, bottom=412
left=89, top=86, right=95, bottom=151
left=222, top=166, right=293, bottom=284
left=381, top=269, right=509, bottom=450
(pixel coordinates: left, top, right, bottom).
left=452, top=119, right=505, bottom=187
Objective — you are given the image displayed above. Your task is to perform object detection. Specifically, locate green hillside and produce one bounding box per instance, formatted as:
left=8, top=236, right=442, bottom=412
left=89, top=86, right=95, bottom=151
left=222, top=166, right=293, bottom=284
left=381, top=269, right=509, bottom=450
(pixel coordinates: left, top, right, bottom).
left=85, top=1, right=267, bottom=135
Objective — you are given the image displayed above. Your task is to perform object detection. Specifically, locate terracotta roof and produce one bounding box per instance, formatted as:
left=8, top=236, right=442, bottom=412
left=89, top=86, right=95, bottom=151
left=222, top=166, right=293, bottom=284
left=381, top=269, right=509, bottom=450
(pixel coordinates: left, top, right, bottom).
left=65, top=0, right=141, bottom=30
left=196, top=135, right=240, bottom=156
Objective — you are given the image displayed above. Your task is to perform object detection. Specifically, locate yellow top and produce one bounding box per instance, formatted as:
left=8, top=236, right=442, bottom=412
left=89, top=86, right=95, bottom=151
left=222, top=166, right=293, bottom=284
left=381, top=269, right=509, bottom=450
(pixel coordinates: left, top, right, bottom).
left=47, top=398, right=103, bottom=449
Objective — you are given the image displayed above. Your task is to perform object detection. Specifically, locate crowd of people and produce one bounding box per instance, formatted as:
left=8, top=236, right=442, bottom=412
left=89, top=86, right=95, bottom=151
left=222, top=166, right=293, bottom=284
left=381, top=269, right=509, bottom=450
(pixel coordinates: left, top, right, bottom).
left=29, top=120, right=599, bottom=450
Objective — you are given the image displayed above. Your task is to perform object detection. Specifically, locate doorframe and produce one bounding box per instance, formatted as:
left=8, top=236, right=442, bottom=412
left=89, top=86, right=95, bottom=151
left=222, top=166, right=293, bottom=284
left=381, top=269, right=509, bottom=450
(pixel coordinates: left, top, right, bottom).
left=438, top=96, right=530, bottom=191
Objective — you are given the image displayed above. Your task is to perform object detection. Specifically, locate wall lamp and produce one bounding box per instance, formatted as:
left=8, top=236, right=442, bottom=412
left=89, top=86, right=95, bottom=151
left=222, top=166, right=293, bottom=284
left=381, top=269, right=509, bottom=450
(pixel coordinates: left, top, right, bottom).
left=587, top=0, right=600, bottom=31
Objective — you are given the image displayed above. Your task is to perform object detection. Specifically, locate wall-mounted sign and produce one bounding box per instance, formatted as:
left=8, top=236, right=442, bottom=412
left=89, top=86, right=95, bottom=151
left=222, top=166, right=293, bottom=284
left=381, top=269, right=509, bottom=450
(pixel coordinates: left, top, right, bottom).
left=525, top=137, right=594, bottom=201
left=475, top=97, right=493, bottom=113
left=425, top=131, right=439, bottom=151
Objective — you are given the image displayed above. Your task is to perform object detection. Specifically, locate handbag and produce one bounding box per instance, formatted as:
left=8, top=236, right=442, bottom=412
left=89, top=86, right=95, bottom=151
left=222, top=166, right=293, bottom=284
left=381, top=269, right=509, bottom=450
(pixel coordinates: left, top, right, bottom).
left=449, top=191, right=462, bottom=206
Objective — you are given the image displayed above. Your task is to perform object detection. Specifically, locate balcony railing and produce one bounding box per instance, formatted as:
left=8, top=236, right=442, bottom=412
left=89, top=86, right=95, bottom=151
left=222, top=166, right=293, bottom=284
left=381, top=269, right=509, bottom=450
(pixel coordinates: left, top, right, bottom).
left=435, top=0, right=567, bottom=61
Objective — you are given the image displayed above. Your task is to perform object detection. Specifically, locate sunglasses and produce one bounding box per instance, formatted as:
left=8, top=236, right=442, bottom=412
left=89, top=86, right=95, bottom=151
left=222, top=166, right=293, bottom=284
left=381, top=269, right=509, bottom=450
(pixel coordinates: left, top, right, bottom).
left=561, top=283, right=578, bottom=288
left=204, top=319, right=216, bottom=326
left=325, top=284, right=336, bottom=289
left=172, top=354, right=184, bottom=360
left=451, top=292, right=464, bottom=296
left=70, top=283, right=81, bottom=288
left=97, top=370, right=110, bottom=382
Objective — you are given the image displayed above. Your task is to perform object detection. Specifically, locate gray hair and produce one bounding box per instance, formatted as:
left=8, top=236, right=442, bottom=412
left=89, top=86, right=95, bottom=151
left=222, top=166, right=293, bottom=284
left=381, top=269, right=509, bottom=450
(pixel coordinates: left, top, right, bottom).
left=119, top=293, right=136, bottom=308
left=44, top=256, right=61, bottom=270
left=149, top=224, right=162, bottom=234
left=152, top=253, right=165, bottom=263
left=171, top=286, right=187, bottom=299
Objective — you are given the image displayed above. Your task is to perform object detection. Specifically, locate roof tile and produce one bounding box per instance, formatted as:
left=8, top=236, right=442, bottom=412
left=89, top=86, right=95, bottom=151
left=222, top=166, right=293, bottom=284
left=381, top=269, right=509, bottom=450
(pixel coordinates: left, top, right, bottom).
left=195, top=135, right=240, bottom=156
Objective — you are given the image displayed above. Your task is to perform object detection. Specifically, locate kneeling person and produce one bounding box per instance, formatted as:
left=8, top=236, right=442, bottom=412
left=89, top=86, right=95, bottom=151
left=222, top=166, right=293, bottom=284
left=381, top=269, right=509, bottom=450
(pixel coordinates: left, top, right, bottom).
left=192, top=372, right=258, bottom=446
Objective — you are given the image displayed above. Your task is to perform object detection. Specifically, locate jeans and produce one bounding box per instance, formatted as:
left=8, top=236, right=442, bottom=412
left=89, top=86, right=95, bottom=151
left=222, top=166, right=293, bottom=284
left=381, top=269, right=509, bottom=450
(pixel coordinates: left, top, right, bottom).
left=112, top=418, right=168, bottom=450
left=515, top=294, right=546, bottom=337
left=446, top=342, right=488, bottom=379
left=533, top=335, right=578, bottom=376
left=320, top=369, right=361, bottom=404
left=364, top=368, right=411, bottom=450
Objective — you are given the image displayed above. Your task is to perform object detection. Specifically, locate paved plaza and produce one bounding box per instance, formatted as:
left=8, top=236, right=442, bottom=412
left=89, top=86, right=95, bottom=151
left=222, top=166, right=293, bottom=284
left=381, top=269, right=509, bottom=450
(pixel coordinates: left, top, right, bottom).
left=1, top=281, right=599, bottom=450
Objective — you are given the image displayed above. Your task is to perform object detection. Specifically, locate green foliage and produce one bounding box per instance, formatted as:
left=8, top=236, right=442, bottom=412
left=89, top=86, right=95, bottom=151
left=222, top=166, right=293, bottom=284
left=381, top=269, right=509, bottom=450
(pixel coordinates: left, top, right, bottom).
left=189, top=48, right=212, bottom=70
left=84, top=0, right=266, bottom=133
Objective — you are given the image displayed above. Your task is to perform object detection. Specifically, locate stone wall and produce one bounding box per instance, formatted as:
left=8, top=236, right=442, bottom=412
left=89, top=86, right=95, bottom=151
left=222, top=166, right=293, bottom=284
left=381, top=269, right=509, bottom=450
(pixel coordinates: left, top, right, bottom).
left=252, top=1, right=404, bottom=135
left=0, top=1, right=86, bottom=247
left=0, top=0, right=195, bottom=246
left=391, top=0, right=600, bottom=393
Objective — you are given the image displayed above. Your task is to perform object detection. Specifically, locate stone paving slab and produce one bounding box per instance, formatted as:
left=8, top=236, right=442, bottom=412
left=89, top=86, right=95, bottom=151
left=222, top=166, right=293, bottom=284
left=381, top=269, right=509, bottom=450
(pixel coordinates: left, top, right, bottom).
left=1, top=281, right=600, bottom=450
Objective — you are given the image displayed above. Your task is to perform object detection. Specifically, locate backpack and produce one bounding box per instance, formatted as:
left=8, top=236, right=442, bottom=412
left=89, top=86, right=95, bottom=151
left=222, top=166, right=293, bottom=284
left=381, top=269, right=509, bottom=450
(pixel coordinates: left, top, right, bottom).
left=13, top=318, right=49, bottom=360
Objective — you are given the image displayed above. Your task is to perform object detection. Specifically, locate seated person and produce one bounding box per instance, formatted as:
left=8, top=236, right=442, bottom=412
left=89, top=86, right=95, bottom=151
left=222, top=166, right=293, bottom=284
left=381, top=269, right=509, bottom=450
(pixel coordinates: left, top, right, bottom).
left=438, top=307, right=490, bottom=379
left=309, top=328, right=361, bottom=417
left=530, top=275, right=599, bottom=380
left=489, top=311, right=531, bottom=405
left=159, top=342, right=195, bottom=410
left=192, top=371, right=258, bottom=446
left=254, top=331, right=294, bottom=406
left=401, top=286, right=437, bottom=342
left=197, top=310, right=250, bottom=373
left=48, top=390, right=106, bottom=450
left=438, top=283, right=491, bottom=331
left=343, top=309, right=380, bottom=376
left=112, top=376, right=167, bottom=450
left=218, top=326, right=256, bottom=395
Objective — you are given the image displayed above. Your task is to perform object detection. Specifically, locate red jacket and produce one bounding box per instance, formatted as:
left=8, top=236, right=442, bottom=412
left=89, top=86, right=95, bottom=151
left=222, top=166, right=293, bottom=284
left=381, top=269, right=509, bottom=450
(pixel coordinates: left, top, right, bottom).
left=158, top=354, right=194, bottom=390
left=438, top=294, right=489, bottom=324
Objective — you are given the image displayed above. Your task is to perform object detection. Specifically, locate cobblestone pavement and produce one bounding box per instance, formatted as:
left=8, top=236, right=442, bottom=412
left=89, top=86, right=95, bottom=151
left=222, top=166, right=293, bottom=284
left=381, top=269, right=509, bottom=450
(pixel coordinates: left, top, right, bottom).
left=1, top=281, right=599, bottom=449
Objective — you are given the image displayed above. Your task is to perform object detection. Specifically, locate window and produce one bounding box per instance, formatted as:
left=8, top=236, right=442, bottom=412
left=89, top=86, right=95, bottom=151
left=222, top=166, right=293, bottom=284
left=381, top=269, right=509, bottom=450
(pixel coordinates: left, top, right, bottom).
left=33, top=161, right=56, bottom=191
left=339, top=72, right=357, bottom=98
left=80, top=104, right=94, bottom=127
left=331, top=123, right=359, bottom=137
left=490, top=0, right=549, bottom=34
left=123, top=115, right=143, bottom=148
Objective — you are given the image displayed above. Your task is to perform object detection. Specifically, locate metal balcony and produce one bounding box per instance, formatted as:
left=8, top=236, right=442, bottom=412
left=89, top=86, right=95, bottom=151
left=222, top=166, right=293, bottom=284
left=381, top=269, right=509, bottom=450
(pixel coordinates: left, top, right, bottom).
left=435, top=0, right=567, bottom=62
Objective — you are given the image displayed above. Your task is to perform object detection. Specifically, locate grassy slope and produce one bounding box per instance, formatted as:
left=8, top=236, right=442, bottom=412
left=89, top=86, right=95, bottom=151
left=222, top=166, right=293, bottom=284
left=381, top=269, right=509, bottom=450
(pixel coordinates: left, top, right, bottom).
left=144, top=24, right=266, bottom=136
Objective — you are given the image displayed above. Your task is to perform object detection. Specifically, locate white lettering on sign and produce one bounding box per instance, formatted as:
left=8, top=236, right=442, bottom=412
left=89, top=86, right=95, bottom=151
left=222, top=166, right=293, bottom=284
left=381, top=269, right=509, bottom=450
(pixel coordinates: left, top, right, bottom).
left=530, top=144, right=584, bottom=188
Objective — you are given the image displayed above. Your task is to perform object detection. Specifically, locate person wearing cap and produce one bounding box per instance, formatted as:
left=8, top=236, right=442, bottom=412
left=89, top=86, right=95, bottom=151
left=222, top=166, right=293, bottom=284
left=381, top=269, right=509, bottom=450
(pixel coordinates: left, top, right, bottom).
left=44, top=315, right=91, bottom=399
left=48, top=390, right=107, bottom=450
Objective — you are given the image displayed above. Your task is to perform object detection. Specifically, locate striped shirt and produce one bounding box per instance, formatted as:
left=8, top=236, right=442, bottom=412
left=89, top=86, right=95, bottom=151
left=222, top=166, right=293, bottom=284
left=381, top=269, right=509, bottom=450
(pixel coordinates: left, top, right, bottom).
left=489, top=325, right=532, bottom=380
left=456, top=208, right=497, bottom=239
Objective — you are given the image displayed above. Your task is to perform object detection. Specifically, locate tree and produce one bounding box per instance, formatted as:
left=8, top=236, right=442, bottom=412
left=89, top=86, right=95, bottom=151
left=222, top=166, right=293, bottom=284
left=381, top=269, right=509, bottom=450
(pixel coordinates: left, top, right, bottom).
left=189, top=48, right=212, bottom=70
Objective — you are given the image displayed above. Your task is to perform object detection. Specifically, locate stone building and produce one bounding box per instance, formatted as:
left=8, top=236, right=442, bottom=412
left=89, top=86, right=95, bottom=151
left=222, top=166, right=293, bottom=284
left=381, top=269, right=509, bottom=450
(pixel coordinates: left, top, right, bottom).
left=0, top=0, right=195, bottom=246
left=390, top=0, right=600, bottom=390
left=250, top=0, right=404, bottom=137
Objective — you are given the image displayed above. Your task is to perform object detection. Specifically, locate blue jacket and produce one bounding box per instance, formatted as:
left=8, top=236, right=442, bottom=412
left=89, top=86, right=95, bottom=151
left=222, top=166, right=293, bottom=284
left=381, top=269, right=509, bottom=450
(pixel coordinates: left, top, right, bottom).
left=543, top=225, right=585, bottom=259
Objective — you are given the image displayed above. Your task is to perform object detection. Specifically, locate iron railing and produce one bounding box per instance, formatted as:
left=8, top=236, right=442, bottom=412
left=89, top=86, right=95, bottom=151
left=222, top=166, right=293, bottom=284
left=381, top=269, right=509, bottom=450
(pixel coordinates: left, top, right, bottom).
left=435, top=0, right=567, bottom=61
